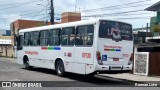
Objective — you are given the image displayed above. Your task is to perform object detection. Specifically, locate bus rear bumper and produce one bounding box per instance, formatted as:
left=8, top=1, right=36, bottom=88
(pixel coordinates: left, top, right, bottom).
left=96, top=70, right=131, bottom=74
left=94, top=64, right=132, bottom=74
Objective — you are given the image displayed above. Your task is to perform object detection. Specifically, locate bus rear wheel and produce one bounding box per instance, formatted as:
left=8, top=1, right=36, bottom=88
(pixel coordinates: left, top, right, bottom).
left=56, top=61, right=65, bottom=76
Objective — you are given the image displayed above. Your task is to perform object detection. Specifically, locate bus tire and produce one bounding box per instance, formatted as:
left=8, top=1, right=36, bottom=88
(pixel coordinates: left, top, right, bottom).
left=24, top=58, right=33, bottom=70
left=86, top=73, right=95, bottom=78
left=56, top=60, right=65, bottom=76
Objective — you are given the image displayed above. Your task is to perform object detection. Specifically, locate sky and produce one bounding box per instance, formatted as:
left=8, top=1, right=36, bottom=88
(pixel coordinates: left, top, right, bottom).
left=0, top=0, right=160, bottom=30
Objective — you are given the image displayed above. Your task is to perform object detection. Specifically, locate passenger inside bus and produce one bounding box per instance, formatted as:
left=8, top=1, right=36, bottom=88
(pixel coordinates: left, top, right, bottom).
left=75, top=37, right=83, bottom=45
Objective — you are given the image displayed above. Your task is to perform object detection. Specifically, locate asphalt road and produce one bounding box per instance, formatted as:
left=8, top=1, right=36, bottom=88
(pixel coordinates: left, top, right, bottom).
left=0, top=58, right=159, bottom=90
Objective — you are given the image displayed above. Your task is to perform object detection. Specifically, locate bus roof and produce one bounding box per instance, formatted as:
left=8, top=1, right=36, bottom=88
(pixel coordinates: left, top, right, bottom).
left=19, top=19, right=131, bottom=33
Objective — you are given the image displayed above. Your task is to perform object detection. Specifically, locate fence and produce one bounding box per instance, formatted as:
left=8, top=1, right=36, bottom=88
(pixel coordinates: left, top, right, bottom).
left=134, top=52, right=160, bottom=76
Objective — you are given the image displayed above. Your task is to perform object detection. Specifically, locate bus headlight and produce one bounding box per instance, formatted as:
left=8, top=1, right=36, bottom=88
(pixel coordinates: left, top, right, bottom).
left=128, top=53, right=133, bottom=65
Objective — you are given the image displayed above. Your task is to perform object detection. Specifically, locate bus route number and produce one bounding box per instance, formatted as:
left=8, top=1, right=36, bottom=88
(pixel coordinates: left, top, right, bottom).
left=82, top=53, right=91, bottom=58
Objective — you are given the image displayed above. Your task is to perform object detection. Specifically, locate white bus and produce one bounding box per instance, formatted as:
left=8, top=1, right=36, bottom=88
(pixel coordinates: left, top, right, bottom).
left=16, top=19, right=133, bottom=76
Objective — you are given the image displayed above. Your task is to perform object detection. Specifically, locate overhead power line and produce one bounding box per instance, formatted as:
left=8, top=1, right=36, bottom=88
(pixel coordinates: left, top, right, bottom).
left=116, top=17, right=151, bottom=19
left=0, top=0, right=39, bottom=6
left=38, top=16, right=49, bottom=20
left=99, top=13, right=154, bottom=17
left=31, top=8, right=48, bottom=18
left=82, top=9, right=145, bottom=17
left=107, top=12, right=153, bottom=16
left=80, top=0, right=150, bottom=12
left=82, top=3, right=152, bottom=12
left=0, top=9, right=39, bottom=14
left=22, top=9, right=47, bottom=16
left=21, top=10, right=60, bottom=17
left=0, top=0, right=40, bottom=11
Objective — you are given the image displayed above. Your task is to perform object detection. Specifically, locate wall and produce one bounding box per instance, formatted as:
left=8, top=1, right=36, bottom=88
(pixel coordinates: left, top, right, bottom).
left=0, top=36, right=11, bottom=39
left=149, top=52, right=160, bottom=76
left=0, top=45, right=14, bottom=57
left=61, top=12, right=81, bottom=23
left=134, top=46, right=160, bottom=76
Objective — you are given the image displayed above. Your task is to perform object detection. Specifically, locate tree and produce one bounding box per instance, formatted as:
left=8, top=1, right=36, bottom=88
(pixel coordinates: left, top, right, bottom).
left=152, top=25, right=160, bottom=32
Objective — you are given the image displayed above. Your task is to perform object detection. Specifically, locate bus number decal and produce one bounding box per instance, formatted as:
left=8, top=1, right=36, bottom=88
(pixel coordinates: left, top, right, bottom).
left=82, top=53, right=91, bottom=58
left=122, top=54, right=129, bottom=57
left=64, top=52, right=72, bottom=57
left=25, top=51, right=38, bottom=55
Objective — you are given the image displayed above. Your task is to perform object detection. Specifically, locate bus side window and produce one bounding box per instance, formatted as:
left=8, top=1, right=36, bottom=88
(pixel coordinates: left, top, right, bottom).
left=24, top=32, right=30, bottom=46
left=40, top=30, right=49, bottom=46
left=61, top=27, right=75, bottom=46
left=49, top=29, right=60, bottom=46
left=30, top=31, right=39, bottom=46
left=76, top=25, right=94, bottom=46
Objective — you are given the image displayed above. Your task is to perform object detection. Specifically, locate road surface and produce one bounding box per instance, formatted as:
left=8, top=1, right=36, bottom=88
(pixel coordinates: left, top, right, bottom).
left=0, top=58, right=159, bottom=90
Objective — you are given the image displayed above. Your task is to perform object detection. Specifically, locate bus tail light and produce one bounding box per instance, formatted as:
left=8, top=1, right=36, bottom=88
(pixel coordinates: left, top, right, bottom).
left=96, top=51, right=103, bottom=65
left=128, top=53, right=133, bottom=65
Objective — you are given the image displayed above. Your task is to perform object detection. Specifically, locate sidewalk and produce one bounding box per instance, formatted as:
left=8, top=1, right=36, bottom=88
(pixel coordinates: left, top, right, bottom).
left=0, top=57, right=16, bottom=63
left=99, top=73, right=160, bottom=81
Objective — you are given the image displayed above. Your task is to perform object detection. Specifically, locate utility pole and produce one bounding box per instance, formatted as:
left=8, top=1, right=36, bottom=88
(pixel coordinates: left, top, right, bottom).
left=50, top=0, right=54, bottom=24
left=146, top=23, right=149, bottom=37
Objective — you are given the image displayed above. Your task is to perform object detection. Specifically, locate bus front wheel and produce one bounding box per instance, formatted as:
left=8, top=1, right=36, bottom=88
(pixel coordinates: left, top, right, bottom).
left=56, top=61, right=65, bottom=76
left=24, top=60, right=33, bottom=70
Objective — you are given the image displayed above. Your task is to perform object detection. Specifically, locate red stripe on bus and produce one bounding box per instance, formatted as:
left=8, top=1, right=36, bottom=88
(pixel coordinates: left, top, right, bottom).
left=104, top=49, right=110, bottom=51
left=41, top=47, right=47, bottom=50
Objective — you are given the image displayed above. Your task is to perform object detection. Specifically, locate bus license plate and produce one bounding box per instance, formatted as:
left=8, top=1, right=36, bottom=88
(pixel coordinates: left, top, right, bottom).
left=113, top=58, right=119, bottom=61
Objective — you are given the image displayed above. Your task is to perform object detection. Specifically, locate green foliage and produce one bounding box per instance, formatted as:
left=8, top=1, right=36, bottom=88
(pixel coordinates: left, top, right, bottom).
left=152, top=25, right=160, bottom=32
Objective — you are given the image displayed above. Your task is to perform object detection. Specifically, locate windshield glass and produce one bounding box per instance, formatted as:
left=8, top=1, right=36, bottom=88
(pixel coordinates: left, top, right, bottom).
left=99, top=20, right=132, bottom=41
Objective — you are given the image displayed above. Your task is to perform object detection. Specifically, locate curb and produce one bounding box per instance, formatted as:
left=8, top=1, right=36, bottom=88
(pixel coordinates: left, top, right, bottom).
left=98, top=74, right=160, bottom=86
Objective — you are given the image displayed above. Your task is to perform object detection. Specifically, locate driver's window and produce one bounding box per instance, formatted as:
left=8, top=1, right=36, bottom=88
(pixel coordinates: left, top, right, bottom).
left=17, top=35, right=23, bottom=50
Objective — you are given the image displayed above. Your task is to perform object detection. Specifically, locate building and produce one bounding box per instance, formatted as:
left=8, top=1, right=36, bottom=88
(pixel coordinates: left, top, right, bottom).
left=5, top=30, right=11, bottom=36
left=0, top=36, right=13, bottom=57
left=0, top=29, right=11, bottom=36
left=133, top=27, right=152, bottom=44
left=146, top=1, right=160, bottom=23
left=61, top=12, right=81, bottom=23
left=146, top=1, right=160, bottom=35
left=145, top=1, right=160, bottom=43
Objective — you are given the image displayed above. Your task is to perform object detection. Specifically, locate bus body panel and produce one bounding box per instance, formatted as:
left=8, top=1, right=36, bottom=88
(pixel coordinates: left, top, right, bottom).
left=61, top=47, right=75, bottom=73
left=74, top=47, right=94, bottom=74
left=97, top=39, right=133, bottom=65
left=17, top=50, right=24, bottom=65
left=94, top=20, right=133, bottom=72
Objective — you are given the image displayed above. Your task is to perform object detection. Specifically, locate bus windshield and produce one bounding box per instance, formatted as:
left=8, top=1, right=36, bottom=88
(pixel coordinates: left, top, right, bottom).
left=99, top=20, right=132, bottom=41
